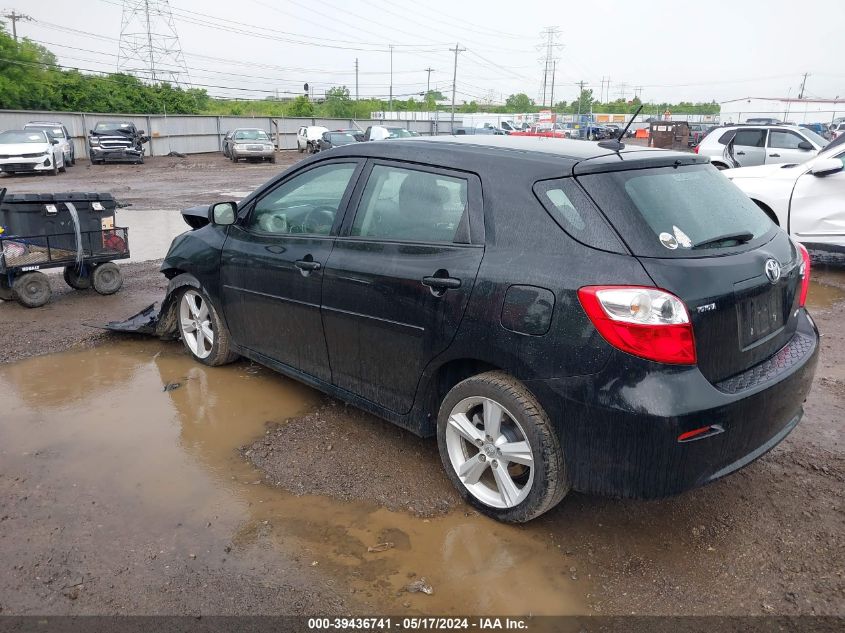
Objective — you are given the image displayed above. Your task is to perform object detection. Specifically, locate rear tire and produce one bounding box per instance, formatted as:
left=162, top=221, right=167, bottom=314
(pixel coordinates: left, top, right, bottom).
left=49, top=161, right=58, bottom=176
left=63, top=266, right=92, bottom=290
left=270, top=154, right=276, bottom=163
left=177, top=287, right=239, bottom=366
left=437, top=371, right=569, bottom=523
left=13, top=271, right=52, bottom=308
left=91, top=262, right=123, bottom=295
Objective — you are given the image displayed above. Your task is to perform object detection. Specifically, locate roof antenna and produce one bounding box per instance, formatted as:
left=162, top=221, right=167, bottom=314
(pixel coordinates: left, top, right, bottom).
left=598, top=104, right=643, bottom=151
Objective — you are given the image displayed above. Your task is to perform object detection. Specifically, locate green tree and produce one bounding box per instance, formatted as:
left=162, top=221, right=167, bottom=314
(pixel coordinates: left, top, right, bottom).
left=287, top=95, right=314, bottom=117
left=323, top=86, right=353, bottom=118
left=505, top=93, right=535, bottom=111
left=569, top=89, right=594, bottom=115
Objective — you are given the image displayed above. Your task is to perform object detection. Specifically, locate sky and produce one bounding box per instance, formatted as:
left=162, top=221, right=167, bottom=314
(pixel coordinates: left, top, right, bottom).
left=15, top=0, right=845, bottom=106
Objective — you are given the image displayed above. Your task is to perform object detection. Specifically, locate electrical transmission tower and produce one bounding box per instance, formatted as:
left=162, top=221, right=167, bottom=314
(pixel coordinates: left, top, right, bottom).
left=537, top=27, right=563, bottom=108
left=117, top=0, right=190, bottom=86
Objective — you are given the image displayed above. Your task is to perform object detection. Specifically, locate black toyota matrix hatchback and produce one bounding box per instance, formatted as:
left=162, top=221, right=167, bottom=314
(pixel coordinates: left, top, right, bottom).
left=151, top=135, right=818, bottom=522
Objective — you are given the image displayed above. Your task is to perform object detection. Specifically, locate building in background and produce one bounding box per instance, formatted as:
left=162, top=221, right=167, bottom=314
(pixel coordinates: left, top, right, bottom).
left=720, top=97, right=845, bottom=125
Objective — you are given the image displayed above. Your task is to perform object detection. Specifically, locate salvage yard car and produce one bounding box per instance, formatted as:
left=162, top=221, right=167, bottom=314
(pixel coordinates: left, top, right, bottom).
left=24, top=121, right=75, bottom=166
left=725, top=143, right=845, bottom=250
left=139, top=135, right=818, bottom=523
left=297, top=125, right=329, bottom=153
left=316, top=131, right=359, bottom=152
left=88, top=121, right=149, bottom=165
left=696, top=124, right=828, bottom=169
left=0, top=129, right=65, bottom=176
left=225, top=128, right=276, bottom=163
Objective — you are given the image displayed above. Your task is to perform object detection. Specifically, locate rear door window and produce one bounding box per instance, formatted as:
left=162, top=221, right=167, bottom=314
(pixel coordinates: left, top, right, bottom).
left=350, top=164, right=468, bottom=243
left=733, top=129, right=767, bottom=147
left=769, top=130, right=806, bottom=149
left=578, top=164, right=774, bottom=257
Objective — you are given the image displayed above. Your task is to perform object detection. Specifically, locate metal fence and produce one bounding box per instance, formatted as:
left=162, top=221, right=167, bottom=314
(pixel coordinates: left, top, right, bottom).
left=0, top=110, right=462, bottom=158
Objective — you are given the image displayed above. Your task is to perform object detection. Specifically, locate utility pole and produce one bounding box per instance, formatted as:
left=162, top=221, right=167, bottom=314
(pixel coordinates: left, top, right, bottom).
left=424, top=67, right=435, bottom=96
left=388, top=44, right=394, bottom=112
left=143, top=0, right=156, bottom=82
left=798, top=72, right=809, bottom=99
left=449, top=42, right=465, bottom=133
left=355, top=58, right=359, bottom=101
left=549, top=60, right=556, bottom=110
left=2, top=10, right=31, bottom=42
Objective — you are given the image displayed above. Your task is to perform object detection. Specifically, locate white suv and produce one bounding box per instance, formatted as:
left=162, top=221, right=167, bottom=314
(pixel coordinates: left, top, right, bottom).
left=296, top=126, right=329, bottom=153
left=696, top=124, right=828, bottom=169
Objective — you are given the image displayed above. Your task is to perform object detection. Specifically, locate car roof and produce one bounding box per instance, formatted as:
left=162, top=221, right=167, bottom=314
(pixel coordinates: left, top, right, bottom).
left=325, top=135, right=703, bottom=176
left=25, top=121, right=64, bottom=126
left=233, top=127, right=266, bottom=131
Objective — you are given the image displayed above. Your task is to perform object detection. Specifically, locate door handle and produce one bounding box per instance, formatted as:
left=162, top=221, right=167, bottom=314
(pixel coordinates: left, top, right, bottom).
left=736, top=151, right=746, bottom=155
left=294, top=259, right=321, bottom=271
left=422, top=276, right=461, bottom=290
left=769, top=153, right=781, bottom=157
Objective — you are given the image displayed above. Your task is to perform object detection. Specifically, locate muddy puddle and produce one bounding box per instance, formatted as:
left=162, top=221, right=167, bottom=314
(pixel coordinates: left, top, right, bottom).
left=0, top=340, right=587, bottom=615
left=806, top=268, right=845, bottom=311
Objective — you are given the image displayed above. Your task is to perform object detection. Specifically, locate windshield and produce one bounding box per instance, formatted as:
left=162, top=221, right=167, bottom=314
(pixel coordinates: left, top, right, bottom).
left=387, top=128, right=413, bottom=138
left=94, top=122, right=133, bottom=134
left=328, top=133, right=356, bottom=144
left=801, top=128, right=829, bottom=147
left=0, top=130, right=48, bottom=144
left=579, top=163, right=774, bottom=257
left=234, top=130, right=270, bottom=141
left=26, top=125, right=64, bottom=138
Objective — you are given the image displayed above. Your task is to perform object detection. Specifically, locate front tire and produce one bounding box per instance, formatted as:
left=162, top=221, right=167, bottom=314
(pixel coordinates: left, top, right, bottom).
left=177, top=287, right=239, bottom=366
left=92, top=262, right=123, bottom=295
left=437, top=371, right=569, bottom=523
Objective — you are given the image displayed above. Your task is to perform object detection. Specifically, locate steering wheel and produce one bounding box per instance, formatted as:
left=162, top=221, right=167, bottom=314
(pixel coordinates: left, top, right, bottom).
left=303, top=205, right=336, bottom=234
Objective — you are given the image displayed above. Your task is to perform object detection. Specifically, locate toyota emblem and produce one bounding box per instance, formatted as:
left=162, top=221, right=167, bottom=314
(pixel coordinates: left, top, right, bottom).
left=764, top=259, right=781, bottom=284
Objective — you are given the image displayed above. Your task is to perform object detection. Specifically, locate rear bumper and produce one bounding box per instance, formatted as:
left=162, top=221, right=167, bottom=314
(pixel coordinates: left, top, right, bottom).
left=526, top=309, right=819, bottom=499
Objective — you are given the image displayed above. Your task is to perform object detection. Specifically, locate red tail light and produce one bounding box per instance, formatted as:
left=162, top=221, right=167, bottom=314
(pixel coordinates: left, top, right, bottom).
left=798, top=243, right=811, bottom=307
left=693, top=143, right=699, bottom=154
left=578, top=286, right=697, bottom=365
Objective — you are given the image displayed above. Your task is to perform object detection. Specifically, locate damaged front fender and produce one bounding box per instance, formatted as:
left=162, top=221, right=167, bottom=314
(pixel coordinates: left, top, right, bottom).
left=106, top=273, right=202, bottom=339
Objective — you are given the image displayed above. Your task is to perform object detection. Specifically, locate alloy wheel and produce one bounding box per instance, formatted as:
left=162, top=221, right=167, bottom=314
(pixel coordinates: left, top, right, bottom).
left=445, top=396, right=534, bottom=508
left=179, top=289, right=214, bottom=359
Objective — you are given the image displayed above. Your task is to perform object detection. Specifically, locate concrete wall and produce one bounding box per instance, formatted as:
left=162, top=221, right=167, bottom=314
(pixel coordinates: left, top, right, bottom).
left=0, top=110, right=461, bottom=158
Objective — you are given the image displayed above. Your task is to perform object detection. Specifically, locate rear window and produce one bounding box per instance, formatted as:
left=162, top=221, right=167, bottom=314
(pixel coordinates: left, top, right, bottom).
left=578, top=164, right=774, bottom=257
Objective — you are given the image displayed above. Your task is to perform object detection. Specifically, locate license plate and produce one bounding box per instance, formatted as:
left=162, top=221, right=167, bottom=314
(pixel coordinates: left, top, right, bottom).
left=247, top=145, right=263, bottom=151
left=737, top=288, right=785, bottom=348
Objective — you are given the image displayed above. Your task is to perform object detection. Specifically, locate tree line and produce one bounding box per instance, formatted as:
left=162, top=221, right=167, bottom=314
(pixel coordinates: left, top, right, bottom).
left=0, top=26, right=719, bottom=118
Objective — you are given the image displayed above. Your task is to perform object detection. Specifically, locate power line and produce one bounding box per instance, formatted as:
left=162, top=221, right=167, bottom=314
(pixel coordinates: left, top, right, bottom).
left=117, top=0, right=190, bottom=86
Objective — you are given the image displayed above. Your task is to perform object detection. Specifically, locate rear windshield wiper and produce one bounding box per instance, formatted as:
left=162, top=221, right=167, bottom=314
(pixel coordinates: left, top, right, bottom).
left=692, top=231, right=754, bottom=249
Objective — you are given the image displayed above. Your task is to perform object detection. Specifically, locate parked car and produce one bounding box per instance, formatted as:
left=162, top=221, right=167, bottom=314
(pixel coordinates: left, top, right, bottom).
left=88, top=121, right=149, bottom=164
left=828, top=117, right=845, bottom=133
left=800, top=123, right=830, bottom=140
left=605, top=124, right=622, bottom=138
left=829, top=122, right=845, bottom=141
left=297, top=126, right=329, bottom=153
left=0, top=129, right=65, bottom=176
left=725, top=144, right=845, bottom=250
left=364, top=126, right=415, bottom=140
left=24, top=121, right=75, bottom=166
left=453, top=127, right=499, bottom=136
left=696, top=125, right=828, bottom=169
left=142, top=135, right=817, bottom=523
left=316, top=131, right=359, bottom=152
left=687, top=123, right=714, bottom=147
left=225, top=128, right=275, bottom=163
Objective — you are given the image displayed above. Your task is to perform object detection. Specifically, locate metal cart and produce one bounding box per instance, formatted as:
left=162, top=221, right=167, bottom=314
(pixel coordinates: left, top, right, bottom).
left=0, top=191, right=130, bottom=308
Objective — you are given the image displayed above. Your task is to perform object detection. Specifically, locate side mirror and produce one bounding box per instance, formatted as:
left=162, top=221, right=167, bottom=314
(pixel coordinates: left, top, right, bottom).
left=138, top=130, right=146, bottom=135
left=89, top=130, right=94, bottom=135
left=209, top=201, right=237, bottom=225
left=51, top=139, right=60, bottom=145
left=797, top=141, right=813, bottom=151
left=810, top=158, right=844, bottom=177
